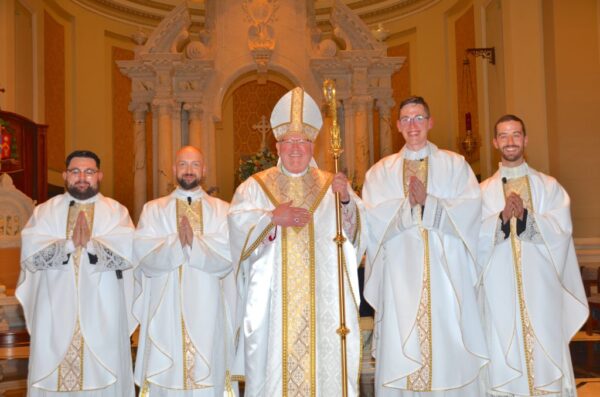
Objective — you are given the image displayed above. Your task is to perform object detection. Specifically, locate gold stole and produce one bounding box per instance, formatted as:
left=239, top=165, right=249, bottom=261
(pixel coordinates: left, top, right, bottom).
left=253, top=168, right=332, bottom=397
left=503, top=176, right=545, bottom=395
left=403, top=158, right=433, bottom=392
left=57, top=202, right=95, bottom=391
left=175, top=198, right=205, bottom=390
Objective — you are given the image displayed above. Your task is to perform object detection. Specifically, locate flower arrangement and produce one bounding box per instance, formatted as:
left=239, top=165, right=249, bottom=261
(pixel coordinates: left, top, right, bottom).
left=238, top=148, right=278, bottom=182
left=0, top=117, right=17, bottom=161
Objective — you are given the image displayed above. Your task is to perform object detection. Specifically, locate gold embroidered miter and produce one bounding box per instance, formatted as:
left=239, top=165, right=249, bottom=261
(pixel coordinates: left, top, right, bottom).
left=270, top=87, right=323, bottom=142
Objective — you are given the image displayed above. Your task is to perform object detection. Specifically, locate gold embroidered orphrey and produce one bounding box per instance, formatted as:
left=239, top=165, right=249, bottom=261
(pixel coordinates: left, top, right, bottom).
left=504, top=176, right=548, bottom=396
left=57, top=202, right=95, bottom=391
left=176, top=198, right=208, bottom=390
left=403, top=158, right=433, bottom=391
left=253, top=167, right=332, bottom=397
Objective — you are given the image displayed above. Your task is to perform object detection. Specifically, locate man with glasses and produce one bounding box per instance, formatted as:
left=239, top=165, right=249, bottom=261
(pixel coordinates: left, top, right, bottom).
left=228, top=87, right=367, bottom=396
left=132, top=146, right=234, bottom=396
left=17, top=150, right=136, bottom=396
left=478, top=115, right=588, bottom=396
left=362, top=96, right=488, bottom=396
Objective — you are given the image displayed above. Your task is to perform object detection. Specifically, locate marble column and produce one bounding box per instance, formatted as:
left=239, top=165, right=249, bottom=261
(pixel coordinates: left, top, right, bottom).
left=353, top=95, right=371, bottom=186
left=131, top=103, right=148, bottom=220
left=342, top=99, right=355, bottom=178
left=377, top=98, right=395, bottom=158
left=153, top=98, right=174, bottom=196
left=184, top=102, right=203, bottom=148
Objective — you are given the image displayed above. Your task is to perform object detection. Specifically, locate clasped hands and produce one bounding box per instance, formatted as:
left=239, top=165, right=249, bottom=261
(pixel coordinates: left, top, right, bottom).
left=408, top=176, right=427, bottom=207
left=178, top=216, right=194, bottom=248
left=501, top=192, right=525, bottom=223
left=271, top=172, right=350, bottom=227
left=72, top=211, right=91, bottom=248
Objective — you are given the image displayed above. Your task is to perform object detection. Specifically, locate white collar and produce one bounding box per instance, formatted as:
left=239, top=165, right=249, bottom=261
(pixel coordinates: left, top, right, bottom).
left=65, top=192, right=100, bottom=204
left=401, top=143, right=430, bottom=160
left=500, top=162, right=529, bottom=180
left=279, top=163, right=310, bottom=177
left=173, top=186, right=205, bottom=202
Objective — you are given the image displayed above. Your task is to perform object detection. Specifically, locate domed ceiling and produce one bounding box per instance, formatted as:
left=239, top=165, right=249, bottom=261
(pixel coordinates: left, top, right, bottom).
left=72, top=0, right=439, bottom=30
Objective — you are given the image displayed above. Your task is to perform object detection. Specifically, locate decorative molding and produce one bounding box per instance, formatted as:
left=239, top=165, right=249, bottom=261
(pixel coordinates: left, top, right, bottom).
left=330, top=0, right=384, bottom=51
left=140, top=2, right=190, bottom=55
left=242, top=0, right=279, bottom=73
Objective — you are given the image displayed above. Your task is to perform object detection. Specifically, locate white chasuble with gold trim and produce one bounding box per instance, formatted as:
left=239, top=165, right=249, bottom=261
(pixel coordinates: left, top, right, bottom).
left=479, top=164, right=588, bottom=396
left=363, top=142, right=488, bottom=396
left=133, top=188, right=233, bottom=396
left=228, top=166, right=366, bottom=397
left=17, top=193, right=136, bottom=396
left=57, top=202, right=94, bottom=391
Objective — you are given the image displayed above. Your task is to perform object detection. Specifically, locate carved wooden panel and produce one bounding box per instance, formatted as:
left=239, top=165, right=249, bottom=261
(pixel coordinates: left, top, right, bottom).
left=0, top=111, right=48, bottom=203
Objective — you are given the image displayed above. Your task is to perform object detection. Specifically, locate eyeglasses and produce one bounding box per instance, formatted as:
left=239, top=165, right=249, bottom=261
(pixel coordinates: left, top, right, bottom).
left=67, top=168, right=99, bottom=178
left=399, top=115, right=429, bottom=126
left=280, top=138, right=311, bottom=146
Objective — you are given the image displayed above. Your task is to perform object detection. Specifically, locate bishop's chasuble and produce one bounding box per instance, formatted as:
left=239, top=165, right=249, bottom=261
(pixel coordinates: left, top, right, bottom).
left=478, top=163, right=588, bottom=396
left=363, top=142, right=489, bottom=396
left=228, top=166, right=367, bottom=397
left=17, top=193, right=136, bottom=396
left=133, top=187, right=234, bottom=396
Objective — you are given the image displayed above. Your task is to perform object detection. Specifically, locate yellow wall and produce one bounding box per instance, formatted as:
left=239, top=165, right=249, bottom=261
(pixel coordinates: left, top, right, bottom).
left=1, top=0, right=138, bottom=198
left=542, top=0, right=600, bottom=237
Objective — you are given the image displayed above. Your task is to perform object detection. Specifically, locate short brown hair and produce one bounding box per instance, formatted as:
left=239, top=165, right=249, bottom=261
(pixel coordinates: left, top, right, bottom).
left=494, top=114, right=526, bottom=137
left=398, top=96, right=430, bottom=118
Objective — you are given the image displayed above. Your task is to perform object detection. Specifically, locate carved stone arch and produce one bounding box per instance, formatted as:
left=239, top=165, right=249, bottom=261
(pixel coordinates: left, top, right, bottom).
left=210, top=63, right=305, bottom=120
left=139, top=1, right=191, bottom=55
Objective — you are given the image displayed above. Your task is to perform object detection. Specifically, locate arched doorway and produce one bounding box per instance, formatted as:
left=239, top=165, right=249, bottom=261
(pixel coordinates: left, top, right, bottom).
left=215, top=71, right=295, bottom=201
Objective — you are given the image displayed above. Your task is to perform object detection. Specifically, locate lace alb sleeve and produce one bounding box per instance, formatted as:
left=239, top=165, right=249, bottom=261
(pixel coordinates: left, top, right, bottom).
left=494, top=217, right=509, bottom=245
left=517, top=212, right=543, bottom=244
left=90, top=240, right=131, bottom=272
left=23, top=241, right=71, bottom=271
left=342, top=201, right=358, bottom=244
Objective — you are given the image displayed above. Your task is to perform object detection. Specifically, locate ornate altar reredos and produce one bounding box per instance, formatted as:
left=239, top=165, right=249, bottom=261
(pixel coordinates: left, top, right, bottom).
left=118, top=0, right=404, bottom=217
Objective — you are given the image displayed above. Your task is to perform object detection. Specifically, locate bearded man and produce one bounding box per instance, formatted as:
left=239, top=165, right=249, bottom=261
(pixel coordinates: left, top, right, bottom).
left=133, top=146, right=234, bottom=396
left=478, top=114, right=588, bottom=396
left=17, top=150, right=136, bottom=396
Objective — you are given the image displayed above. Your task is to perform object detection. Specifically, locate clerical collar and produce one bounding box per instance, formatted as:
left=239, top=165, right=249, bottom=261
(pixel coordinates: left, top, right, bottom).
left=280, top=164, right=309, bottom=177
left=402, top=144, right=430, bottom=160
left=66, top=192, right=99, bottom=204
left=500, top=162, right=529, bottom=180
left=174, top=186, right=204, bottom=201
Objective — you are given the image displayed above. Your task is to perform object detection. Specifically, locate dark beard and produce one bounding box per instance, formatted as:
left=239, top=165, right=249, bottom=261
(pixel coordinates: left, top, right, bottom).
left=501, top=146, right=524, bottom=162
left=66, top=182, right=99, bottom=200
left=177, top=176, right=200, bottom=191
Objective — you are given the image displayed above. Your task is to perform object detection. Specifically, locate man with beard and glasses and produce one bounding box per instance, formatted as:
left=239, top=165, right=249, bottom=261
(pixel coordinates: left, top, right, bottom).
left=133, top=146, right=236, bottom=396
left=17, top=150, right=137, bottom=396
left=478, top=114, right=588, bottom=396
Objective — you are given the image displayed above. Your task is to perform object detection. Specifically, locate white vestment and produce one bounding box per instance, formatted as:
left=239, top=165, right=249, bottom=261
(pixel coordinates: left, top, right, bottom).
left=17, top=193, right=136, bottom=397
left=362, top=143, right=488, bottom=396
left=133, top=187, right=234, bottom=396
left=228, top=166, right=367, bottom=397
left=478, top=163, right=588, bottom=396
